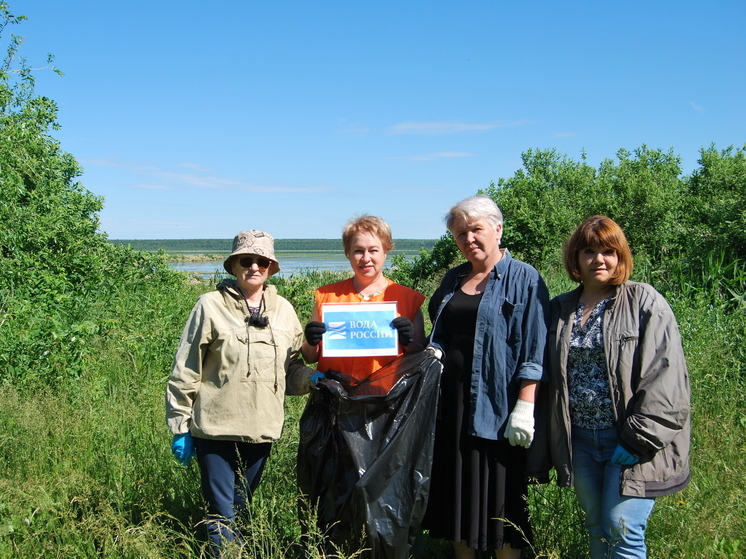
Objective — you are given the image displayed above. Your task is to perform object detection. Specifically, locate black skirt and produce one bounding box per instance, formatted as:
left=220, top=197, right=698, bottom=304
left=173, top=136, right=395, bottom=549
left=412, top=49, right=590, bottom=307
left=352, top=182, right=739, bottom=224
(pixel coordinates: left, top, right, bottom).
left=422, top=289, right=532, bottom=551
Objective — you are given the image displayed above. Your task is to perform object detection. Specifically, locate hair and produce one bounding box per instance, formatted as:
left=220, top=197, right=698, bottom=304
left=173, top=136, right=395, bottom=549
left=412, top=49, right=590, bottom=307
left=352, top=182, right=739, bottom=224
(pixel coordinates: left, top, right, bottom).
left=342, top=215, right=394, bottom=255
left=445, top=194, right=503, bottom=234
left=564, top=215, right=633, bottom=284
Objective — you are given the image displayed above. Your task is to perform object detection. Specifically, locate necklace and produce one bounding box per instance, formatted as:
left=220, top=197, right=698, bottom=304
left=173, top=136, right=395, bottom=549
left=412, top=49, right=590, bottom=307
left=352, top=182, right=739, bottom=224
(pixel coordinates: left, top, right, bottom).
left=355, top=290, right=382, bottom=301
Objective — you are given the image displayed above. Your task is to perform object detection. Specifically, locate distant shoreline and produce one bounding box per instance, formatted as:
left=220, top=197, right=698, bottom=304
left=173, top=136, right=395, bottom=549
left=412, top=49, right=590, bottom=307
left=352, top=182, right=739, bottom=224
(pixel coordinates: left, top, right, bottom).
left=109, top=238, right=437, bottom=253
left=109, top=238, right=438, bottom=262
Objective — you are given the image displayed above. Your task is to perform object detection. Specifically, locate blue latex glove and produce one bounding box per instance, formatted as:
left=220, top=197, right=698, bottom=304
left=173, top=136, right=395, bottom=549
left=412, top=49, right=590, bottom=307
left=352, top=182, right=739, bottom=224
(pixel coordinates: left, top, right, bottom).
left=611, top=443, right=640, bottom=466
left=310, top=372, right=325, bottom=387
left=171, top=432, right=195, bottom=466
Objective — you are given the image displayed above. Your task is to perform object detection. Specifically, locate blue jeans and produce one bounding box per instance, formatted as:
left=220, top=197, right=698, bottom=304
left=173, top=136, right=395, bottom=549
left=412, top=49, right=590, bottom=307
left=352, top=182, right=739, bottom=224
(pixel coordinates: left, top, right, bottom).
left=194, top=437, right=272, bottom=557
left=571, top=427, right=655, bottom=559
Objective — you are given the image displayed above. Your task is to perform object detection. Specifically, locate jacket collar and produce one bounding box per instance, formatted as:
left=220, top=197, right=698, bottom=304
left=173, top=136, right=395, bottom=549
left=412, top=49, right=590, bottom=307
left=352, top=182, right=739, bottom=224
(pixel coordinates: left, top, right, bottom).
left=216, top=278, right=275, bottom=305
left=454, top=248, right=512, bottom=281
left=217, top=277, right=240, bottom=297
left=559, top=282, right=622, bottom=313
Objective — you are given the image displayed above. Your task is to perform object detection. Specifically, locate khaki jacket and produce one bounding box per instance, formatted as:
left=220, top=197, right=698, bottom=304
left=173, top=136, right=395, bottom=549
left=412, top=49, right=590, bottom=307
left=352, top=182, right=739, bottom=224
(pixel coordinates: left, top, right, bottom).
left=166, top=279, right=313, bottom=443
left=539, top=281, right=690, bottom=498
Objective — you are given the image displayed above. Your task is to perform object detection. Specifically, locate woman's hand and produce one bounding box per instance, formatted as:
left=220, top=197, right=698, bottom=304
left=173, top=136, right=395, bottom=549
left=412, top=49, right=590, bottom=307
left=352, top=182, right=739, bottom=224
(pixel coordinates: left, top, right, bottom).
left=611, top=444, right=640, bottom=466
left=310, top=371, right=326, bottom=387
left=171, top=432, right=195, bottom=466
left=391, top=316, right=414, bottom=346
left=504, top=400, right=535, bottom=448
left=304, top=321, right=326, bottom=346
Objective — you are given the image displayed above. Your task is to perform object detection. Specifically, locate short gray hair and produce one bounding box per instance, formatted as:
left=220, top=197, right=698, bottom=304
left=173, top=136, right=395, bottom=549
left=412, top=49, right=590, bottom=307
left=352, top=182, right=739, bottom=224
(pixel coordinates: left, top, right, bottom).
left=445, top=194, right=503, bottom=234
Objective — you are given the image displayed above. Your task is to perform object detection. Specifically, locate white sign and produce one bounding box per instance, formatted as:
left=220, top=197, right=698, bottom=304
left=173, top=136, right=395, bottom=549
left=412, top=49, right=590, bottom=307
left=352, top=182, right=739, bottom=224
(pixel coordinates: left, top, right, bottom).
left=321, top=302, right=399, bottom=358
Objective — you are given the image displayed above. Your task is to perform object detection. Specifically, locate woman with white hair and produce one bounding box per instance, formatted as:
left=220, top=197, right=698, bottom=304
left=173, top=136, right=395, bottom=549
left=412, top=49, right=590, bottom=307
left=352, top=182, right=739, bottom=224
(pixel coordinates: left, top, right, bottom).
left=422, top=195, right=549, bottom=559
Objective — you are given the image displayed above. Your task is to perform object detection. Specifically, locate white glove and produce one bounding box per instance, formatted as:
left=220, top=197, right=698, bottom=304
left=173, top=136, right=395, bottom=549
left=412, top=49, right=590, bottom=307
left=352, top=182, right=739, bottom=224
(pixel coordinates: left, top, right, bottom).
left=504, top=399, right=535, bottom=448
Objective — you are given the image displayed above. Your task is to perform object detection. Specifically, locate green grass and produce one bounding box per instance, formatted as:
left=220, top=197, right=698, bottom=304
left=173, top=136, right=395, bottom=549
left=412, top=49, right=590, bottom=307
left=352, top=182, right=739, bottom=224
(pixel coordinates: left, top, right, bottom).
left=0, top=261, right=744, bottom=558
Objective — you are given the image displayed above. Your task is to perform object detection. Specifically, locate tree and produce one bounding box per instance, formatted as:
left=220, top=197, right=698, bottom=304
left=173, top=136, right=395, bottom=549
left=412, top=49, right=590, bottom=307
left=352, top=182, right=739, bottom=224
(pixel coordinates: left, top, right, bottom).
left=484, top=148, right=599, bottom=266
left=0, top=2, right=107, bottom=295
left=483, top=146, right=687, bottom=266
left=0, top=2, right=180, bottom=385
left=594, top=146, right=685, bottom=258
left=407, top=145, right=693, bottom=290
left=388, top=233, right=460, bottom=294
left=685, top=144, right=746, bottom=260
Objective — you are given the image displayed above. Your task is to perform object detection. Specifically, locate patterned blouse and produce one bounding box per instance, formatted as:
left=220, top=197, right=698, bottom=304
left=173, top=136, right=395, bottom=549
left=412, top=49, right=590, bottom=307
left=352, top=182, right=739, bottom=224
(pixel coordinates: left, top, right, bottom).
left=567, top=296, right=615, bottom=429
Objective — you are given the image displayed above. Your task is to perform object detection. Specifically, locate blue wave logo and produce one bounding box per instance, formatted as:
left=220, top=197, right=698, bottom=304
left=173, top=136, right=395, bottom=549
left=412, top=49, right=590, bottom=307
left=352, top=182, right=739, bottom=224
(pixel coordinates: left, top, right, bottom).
left=327, top=321, right=347, bottom=340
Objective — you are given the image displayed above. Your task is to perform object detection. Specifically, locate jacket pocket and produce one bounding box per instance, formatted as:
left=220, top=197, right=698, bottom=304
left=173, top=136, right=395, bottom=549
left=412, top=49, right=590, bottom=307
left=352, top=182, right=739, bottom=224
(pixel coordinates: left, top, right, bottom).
left=616, top=332, right=639, bottom=365
left=205, top=326, right=248, bottom=385
left=501, top=299, right=525, bottom=378
left=245, top=328, right=279, bottom=382
left=614, top=331, right=639, bottom=393
left=501, top=299, right=524, bottom=336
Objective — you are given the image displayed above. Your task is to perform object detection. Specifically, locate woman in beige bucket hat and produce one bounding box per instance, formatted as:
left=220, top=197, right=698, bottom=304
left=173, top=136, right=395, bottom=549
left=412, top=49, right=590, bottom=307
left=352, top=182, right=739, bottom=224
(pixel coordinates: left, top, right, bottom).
left=166, top=229, right=316, bottom=557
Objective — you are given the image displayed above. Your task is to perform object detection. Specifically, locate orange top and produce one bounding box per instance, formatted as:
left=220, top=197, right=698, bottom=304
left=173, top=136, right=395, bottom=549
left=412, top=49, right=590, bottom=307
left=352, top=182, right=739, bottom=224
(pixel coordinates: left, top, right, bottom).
left=315, top=277, right=425, bottom=389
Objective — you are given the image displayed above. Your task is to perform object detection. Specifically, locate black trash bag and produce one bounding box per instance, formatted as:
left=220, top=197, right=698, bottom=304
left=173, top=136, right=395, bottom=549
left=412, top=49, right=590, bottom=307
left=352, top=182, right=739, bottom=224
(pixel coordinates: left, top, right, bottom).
left=297, top=348, right=442, bottom=559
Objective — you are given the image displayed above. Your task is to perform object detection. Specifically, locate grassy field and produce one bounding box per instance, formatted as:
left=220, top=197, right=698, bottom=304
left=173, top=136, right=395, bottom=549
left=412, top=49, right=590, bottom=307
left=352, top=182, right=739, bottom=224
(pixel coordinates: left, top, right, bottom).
left=0, top=262, right=744, bottom=558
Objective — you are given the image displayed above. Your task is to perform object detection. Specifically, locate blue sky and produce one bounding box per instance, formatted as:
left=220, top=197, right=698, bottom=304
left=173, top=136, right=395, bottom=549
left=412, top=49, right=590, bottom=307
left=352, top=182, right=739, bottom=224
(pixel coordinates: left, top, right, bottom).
left=13, top=1, right=745, bottom=240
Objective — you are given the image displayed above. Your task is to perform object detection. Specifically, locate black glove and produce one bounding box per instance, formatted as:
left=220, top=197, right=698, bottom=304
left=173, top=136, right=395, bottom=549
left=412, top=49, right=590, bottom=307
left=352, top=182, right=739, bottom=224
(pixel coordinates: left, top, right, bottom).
left=391, top=316, right=414, bottom=346
left=304, top=321, right=326, bottom=346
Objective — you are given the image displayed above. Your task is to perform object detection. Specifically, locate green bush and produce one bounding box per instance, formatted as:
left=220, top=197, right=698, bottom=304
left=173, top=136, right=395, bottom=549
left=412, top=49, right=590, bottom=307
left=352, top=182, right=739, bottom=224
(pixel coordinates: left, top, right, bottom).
left=0, top=5, right=187, bottom=387
left=484, top=147, right=599, bottom=266
left=684, top=145, right=746, bottom=262
left=387, top=233, right=460, bottom=294
left=270, top=269, right=351, bottom=324
left=482, top=145, right=686, bottom=267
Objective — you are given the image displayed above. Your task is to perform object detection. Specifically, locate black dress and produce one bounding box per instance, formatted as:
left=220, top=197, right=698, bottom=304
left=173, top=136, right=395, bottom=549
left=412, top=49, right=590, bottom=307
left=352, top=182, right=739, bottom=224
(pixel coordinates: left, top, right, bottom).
left=422, top=289, right=532, bottom=551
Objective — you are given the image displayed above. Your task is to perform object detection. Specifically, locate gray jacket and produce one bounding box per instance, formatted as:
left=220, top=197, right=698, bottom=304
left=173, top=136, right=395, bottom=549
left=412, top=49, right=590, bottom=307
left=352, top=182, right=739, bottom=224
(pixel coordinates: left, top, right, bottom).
left=540, top=281, right=690, bottom=498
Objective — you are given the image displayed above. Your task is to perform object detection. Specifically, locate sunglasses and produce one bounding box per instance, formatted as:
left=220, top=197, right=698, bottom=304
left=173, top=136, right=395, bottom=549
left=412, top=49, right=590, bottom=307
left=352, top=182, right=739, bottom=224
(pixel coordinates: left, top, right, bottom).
left=238, top=256, right=271, bottom=270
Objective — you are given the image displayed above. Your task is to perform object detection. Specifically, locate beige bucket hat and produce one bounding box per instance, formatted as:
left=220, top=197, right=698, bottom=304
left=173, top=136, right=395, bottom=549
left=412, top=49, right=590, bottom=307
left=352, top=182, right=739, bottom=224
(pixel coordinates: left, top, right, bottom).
left=223, top=230, right=281, bottom=276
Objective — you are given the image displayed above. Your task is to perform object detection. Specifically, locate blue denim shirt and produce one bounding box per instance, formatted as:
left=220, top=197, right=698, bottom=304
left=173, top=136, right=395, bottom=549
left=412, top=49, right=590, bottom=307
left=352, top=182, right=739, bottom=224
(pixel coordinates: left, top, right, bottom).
left=429, top=250, right=549, bottom=440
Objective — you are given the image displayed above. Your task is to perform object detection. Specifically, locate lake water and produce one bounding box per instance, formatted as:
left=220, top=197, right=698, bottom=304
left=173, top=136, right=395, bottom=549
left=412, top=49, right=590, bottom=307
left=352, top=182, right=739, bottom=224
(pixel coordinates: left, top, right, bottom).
left=169, top=255, right=353, bottom=278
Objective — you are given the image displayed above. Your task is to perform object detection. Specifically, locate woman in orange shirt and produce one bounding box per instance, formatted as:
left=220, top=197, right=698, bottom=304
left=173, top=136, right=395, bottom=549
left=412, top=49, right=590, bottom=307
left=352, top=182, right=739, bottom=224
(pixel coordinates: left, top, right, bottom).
left=301, top=215, right=426, bottom=390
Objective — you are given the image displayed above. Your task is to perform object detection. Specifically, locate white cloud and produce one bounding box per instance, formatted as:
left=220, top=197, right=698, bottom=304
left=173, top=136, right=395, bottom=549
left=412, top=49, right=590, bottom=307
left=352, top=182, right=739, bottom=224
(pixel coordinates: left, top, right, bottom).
left=386, top=120, right=530, bottom=136
left=151, top=171, right=243, bottom=189
left=124, top=183, right=176, bottom=191
left=81, top=157, right=159, bottom=172
left=128, top=176, right=331, bottom=194
left=389, top=151, right=474, bottom=162
left=338, top=122, right=372, bottom=137
left=178, top=162, right=213, bottom=172
left=690, top=101, right=705, bottom=113
left=83, top=157, right=331, bottom=194
left=434, top=151, right=473, bottom=158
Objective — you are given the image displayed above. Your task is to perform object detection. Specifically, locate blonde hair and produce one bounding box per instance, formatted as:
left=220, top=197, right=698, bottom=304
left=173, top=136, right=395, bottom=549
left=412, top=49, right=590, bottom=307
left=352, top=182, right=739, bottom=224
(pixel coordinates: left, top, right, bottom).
left=342, top=215, right=394, bottom=255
